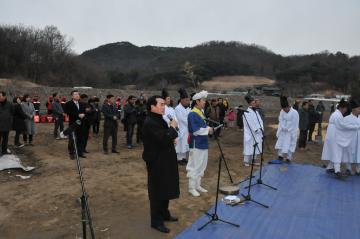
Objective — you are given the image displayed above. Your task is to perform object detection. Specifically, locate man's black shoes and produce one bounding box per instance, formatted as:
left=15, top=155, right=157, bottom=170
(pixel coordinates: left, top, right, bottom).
left=151, top=225, right=170, bottom=233
left=178, top=159, right=188, bottom=165
left=335, top=172, right=346, bottom=180
left=165, top=216, right=178, bottom=222
left=326, top=169, right=335, bottom=174
left=112, top=150, right=120, bottom=154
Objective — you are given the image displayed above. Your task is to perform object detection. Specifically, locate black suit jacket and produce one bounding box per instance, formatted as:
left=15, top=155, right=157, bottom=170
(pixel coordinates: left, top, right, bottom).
left=101, top=103, right=118, bottom=128
left=65, top=100, right=85, bottom=125
left=142, top=112, right=179, bottom=200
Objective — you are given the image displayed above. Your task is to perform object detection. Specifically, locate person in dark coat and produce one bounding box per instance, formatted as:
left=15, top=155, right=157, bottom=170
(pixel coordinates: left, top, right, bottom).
left=12, top=96, right=27, bottom=147
left=316, top=101, right=326, bottom=130
left=64, top=90, right=86, bottom=159
left=90, top=97, right=101, bottom=135
left=80, top=94, right=93, bottom=153
left=236, top=105, right=244, bottom=129
left=298, top=101, right=310, bottom=150
left=52, top=92, right=65, bottom=139
left=124, top=95, right=137, bottom=148
left=101, top=94, right=119, bottom=154
left=217, top=97, right=226, bottom=131
left=0, top=91, right=13, bottom=155
left=307, top=100, right=318, bottom=142
left=293, top=99, right=301, bottom=111
left=135, top=96, right=147, bottom=144
left=142, top=95, right=180, bottom=233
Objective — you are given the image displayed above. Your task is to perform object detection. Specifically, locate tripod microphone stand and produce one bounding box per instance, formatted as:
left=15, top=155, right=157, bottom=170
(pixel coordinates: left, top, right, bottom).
left=71, top=131, right=96, bottom=239
left=198, top=127, right=240, bottom=231
left=240, top=112, right=269, bottom=208
left=205, top=118, right=234, bottom=184
left=245, top=110, right=277, bottom=191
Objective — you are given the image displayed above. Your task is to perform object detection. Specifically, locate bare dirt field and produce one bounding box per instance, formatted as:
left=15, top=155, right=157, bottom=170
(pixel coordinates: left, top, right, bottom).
left=0, top=104, right=328, bottom=239
left=0, top=78, right=42, bottom=88
left=201, top=76, right=275, bottom=91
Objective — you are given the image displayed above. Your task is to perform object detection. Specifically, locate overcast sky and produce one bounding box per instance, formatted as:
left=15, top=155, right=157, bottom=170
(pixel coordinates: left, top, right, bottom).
left=0, top=0, right=359, bottom=56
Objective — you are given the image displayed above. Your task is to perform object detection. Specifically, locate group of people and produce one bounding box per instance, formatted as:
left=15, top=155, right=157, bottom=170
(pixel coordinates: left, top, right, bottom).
left=142, top=89, right=214, bottom=233
left=2, top=87, right=360, bottom=234
left=238, top=93, right=360, bottom=181
left=0, top=91, right=36, bottom=154
left=61, top=91, right=149, bottom=158
left=321, top=98, right=360, bottom=179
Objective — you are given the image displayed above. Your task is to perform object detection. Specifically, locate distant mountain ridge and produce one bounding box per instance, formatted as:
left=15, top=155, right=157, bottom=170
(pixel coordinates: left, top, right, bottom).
left=80, top=41, right=285, bottom=88
left=0, top=23, right=358, bottom=93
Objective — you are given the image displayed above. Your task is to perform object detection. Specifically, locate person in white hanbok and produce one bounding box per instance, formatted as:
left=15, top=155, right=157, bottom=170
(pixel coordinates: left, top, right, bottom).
left=243, top=95, right=263, bottom=167
left=342, top=98, right=360, bottom=176
left=332, top=98, right=360, bottom=179
left=275, top=96, right=299, bottom=163
left=321, top=99, right=348, bottom=173
left=351, top=115, right=360, bottom=175
left=175, top=89, right=190, bottom=165
left=161, top=89, right=178, bottom=125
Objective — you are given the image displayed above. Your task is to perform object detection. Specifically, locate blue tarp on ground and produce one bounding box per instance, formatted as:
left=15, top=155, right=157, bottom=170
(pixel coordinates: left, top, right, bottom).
left=175, top=164, right=360, bottom=239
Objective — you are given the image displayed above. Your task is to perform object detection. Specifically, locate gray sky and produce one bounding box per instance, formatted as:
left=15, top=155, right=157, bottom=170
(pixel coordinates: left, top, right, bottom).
left=1, top=0, right=359, bottom=56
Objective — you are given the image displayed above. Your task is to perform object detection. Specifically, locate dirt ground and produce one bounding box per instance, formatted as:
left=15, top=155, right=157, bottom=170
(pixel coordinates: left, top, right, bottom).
left=0, top=111, right=327, bottom=239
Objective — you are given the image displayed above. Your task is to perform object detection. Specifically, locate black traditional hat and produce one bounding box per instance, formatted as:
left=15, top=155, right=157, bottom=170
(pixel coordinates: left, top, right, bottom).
left=280, top=95, right=289, bottom=108
left=161, top=88, right=169, bottom=99
left=350, top=97, right=360, bottom=109
left=178, top=88, right=189, bottom=99
left=244, top=94, right=255, bottom=104
left=337, top=98, right=348, bottom=109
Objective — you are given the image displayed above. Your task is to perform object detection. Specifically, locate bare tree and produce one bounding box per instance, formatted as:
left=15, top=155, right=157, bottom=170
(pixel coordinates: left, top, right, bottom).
left=183, top=61, right=198, bottom=89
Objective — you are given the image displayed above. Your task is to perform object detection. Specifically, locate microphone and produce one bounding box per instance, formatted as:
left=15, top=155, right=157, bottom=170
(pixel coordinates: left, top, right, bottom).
left=61, top=120, right=81, bottom=137
left=167, top=114, right=179, bottom=131
left=204, top=118, right=221, bottom=125
left=213, top=124, right=224, bottom=131
left=237, top=109, right=249, bottom=113
left=250, top=107, right=258, bottom=112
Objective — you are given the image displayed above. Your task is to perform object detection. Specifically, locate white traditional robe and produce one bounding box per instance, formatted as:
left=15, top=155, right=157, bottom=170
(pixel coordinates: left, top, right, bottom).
left=275, top=107, right=299, bottom=155
left=351, top=117, right=360, bottom=173
left=354, top=117, right=360, bottom=164
left=163, top=105, right=177, bottom=126
left=175, top=103, right=190, bottom=156
left=336, top=113, right=360, bottom=164
left=342, top=114, right=360, bottom=164
left=321, top=110, right=344, bottom=162
left=243, top=107, right=263, bottom=157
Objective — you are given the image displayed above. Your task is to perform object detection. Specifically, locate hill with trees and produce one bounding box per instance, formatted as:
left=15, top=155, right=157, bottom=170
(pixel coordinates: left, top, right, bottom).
left=1, top=24, right=359, bottom=94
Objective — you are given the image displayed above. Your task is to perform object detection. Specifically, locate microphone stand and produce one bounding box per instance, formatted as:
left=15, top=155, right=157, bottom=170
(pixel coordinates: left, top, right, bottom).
left=239, top=112, right=269, bottom=208
left=205, top=118, right=234, bottom=184
left=71, top=132, right=96, bottom=239
left=198, top=125, right=240, bottom=231
left=245, top=109, right=277, bottom=191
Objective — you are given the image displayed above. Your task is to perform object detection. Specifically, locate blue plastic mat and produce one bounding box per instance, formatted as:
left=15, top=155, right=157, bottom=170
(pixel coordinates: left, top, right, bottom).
left=175, top=164, right=360, bottom=239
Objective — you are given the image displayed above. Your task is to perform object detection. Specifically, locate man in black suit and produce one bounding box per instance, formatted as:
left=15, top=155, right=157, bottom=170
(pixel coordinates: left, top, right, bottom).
left=80, top=94, right=93, bottom=153
left=142, top=95, right=180, bottom=233
left=102, top=94, right=119, bottom=154
left=64, top=90, right=86, bottom=159
left=124, top=95, right=138, bottom=149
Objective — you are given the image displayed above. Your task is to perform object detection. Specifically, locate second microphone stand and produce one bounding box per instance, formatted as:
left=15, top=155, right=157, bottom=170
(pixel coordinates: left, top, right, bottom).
left=240, top=112, right=269, bottom=208
left=245, top=109, right=277, bottom=191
